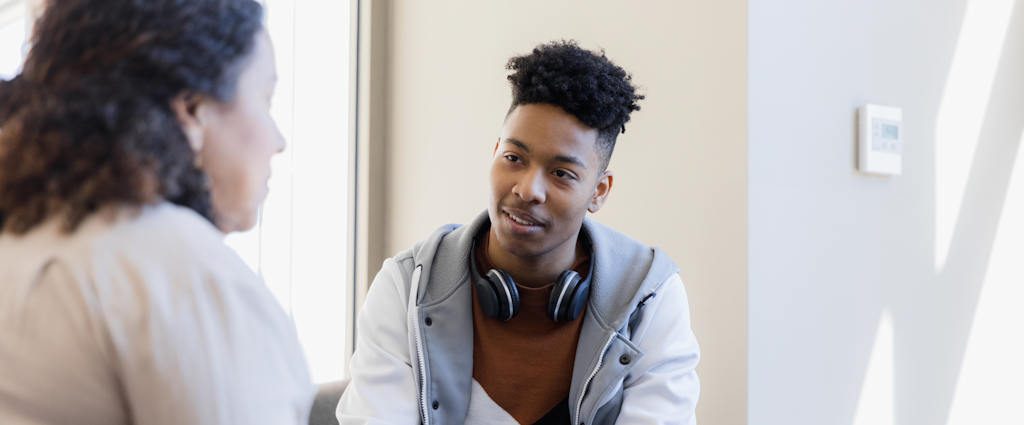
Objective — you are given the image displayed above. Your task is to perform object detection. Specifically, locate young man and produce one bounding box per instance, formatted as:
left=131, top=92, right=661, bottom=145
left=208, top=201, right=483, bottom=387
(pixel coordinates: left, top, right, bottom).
left=337, top=41, right=700, bottom=425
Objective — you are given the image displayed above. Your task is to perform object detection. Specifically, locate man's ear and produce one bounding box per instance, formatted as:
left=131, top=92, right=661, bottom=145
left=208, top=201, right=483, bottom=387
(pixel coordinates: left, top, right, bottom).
left=588, top=170, right=614, bottom=213
left=492, top=137, right=500, bottom=155
left=171, top=92, right=206, bottom=154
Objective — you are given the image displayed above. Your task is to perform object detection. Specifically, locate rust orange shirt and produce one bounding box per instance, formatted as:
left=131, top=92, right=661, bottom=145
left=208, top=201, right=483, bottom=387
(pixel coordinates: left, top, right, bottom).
left=471, top=231, right=589, bottom=424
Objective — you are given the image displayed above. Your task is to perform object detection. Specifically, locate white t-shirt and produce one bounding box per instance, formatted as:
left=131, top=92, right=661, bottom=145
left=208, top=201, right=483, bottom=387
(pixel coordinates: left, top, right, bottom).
left=466, top=379, right=519, bottom=424
left=0, top=203, right=314, bottom=425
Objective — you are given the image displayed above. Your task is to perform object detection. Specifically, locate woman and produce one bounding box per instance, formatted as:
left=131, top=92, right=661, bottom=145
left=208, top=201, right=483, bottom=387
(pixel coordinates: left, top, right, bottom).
left=0, top=1, right=314, bottom=424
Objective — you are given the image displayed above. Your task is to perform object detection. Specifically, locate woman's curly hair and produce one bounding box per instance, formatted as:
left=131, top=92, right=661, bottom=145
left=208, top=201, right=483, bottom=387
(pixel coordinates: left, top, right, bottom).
left=0, top=0, right=263, bottom=234
left=506, top=40, right=644, bottom=169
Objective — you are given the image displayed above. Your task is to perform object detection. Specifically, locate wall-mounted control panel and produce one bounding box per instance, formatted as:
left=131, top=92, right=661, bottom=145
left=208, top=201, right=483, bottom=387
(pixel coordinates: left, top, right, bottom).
left=858, top=104, right=903, bottom=176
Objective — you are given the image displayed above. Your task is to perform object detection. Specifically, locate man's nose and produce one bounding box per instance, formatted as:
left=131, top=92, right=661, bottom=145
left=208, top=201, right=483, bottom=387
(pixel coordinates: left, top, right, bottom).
left=513, top=168, right=546, bottom=204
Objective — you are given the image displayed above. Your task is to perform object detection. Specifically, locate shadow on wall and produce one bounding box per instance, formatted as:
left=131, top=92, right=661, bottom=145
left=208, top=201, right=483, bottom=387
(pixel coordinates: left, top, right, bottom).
left=852, top=0, right=1024, bottom=424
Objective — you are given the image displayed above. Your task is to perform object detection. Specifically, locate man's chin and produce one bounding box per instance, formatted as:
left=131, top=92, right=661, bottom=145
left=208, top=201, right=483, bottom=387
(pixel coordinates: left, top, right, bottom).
left=493, top=233, right=548, bottom=260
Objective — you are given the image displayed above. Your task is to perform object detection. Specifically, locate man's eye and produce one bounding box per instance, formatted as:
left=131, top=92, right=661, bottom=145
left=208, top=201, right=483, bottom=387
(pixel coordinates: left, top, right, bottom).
left=554, top=169, right=576, bottom=180
left=504, top=154, right=520, bottom=162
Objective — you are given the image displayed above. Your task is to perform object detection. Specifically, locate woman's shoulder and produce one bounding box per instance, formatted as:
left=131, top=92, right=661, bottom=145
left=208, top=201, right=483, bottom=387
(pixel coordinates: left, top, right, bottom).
left=0, top=202, right=274, bottom=350
left=3, top=202, right=259, bottom=298
left=89, top=202, right=221, bottom=243
left=88, top=202, right=254, bottom=283
left=1, top=202, right=235, bottom=283
left=72, top=202, right=228, bottom=261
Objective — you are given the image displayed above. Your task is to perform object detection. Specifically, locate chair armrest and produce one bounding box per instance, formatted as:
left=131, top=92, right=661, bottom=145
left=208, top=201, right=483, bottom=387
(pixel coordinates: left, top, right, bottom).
left=309, top=379, right=349, bottom=425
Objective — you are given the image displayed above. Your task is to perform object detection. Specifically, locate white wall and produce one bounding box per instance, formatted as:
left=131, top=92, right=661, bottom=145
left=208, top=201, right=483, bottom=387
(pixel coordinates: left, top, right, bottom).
left=378, top=1, right=748, bottom=423
left=748, top=0, right=1024, bottom=423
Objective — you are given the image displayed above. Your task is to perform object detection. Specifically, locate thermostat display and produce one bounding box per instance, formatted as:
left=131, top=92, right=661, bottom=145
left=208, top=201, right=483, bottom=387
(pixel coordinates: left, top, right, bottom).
left=859, top=104, right=903, bottom=176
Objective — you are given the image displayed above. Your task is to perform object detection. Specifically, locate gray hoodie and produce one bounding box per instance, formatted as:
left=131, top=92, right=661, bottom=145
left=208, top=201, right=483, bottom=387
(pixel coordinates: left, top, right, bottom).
left=338, top=211, right=700, bottom=425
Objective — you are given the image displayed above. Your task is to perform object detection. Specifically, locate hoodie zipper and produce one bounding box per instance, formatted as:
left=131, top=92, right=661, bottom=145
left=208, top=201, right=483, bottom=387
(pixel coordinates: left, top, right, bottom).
left=408, top=265, right=430, bottom=425
left=573, top=333, right=615, bottom=425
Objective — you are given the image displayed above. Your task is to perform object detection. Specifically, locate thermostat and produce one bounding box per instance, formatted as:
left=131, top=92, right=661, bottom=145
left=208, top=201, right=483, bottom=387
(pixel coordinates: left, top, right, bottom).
left=858, top=104, right=903, bottom=176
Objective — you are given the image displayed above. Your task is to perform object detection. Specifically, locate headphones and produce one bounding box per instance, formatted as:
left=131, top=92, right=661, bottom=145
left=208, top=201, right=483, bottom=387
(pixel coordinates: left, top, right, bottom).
left=474, top=260, right=593, bottom=322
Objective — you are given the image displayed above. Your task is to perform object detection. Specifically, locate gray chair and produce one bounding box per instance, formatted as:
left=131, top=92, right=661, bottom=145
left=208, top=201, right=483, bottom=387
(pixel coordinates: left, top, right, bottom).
left=309, top=379, right=349, bottom=425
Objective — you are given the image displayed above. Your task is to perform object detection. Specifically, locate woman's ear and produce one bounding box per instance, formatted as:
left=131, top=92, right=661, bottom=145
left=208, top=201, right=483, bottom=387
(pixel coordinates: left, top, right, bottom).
left=171, top=92, right=206, bottom=154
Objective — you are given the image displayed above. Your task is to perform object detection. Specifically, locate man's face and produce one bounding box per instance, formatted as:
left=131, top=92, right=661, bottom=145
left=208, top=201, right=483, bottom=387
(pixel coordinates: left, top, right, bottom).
left=488, top=103, right=613, bottom=261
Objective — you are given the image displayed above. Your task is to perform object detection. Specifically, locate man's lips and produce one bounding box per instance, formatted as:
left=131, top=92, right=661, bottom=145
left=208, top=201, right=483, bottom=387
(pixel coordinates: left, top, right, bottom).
left=502, top=208, right=546, bottom=227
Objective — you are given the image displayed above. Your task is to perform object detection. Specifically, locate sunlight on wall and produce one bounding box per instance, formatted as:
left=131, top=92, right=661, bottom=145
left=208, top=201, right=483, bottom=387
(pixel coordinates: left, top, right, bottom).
left=852, top=310, right=894, bottom=425
left=934, top=0, right=1015, bottom=269
left=946, top=133, right=1024, bottom=424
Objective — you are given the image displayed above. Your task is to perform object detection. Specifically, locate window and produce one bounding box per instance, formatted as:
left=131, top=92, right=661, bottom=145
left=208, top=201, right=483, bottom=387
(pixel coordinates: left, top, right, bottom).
left=223, top=1, right=354, bottom=384
left=0, top=0, right=28, bottom=79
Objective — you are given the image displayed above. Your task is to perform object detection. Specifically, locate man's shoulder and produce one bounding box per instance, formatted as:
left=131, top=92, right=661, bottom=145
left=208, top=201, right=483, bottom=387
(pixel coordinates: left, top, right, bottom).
left=389, top=222, right=463, bottom=264
left=583, top=217, right=655, bottom=253
left=393, top=210, right=489, bottom=267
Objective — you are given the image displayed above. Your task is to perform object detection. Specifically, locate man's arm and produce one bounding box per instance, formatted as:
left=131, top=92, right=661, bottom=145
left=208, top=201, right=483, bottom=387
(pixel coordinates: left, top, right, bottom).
left=616, top=274, right=701, bottom=425
left=336, top=258, right=422, bottom=425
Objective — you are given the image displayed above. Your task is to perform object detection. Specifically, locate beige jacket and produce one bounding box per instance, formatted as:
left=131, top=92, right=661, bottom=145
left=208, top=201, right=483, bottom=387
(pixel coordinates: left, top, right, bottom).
left=0, top=203, right=314, bottom=425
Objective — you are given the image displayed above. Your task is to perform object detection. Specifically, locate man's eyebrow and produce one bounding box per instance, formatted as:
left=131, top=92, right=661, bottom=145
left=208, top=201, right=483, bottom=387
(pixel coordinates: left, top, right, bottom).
left=502, top=138, right=530, bottom=152
left=554, top=154, right=587, bottom=170
left=501, top=138, right=587, bottom=170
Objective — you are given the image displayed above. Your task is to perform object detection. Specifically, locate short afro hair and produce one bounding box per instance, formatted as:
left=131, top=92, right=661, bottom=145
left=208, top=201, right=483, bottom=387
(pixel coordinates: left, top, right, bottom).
left=505, top=40, right=643, bottom=169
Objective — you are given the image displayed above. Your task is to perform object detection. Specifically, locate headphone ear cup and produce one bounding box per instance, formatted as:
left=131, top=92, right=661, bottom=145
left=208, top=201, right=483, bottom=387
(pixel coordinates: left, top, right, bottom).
left=481, top=269, right=520, bottom=321
left=474, top=274, right=502, bottom=320
left=549, top=270, right=588, bottom=322
left=565, top=272, right=591, bottom=321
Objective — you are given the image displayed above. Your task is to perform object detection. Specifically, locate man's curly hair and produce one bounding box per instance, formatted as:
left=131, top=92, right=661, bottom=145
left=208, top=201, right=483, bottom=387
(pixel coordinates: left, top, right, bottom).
left=506, top=40, right=644, bottom=170
left=0, top=0, right=263, bottom=234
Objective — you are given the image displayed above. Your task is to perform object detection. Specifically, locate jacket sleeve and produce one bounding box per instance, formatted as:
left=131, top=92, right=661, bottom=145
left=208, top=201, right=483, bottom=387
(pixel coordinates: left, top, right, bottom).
left=337, top=258, right=422, bottom=425
left=616, top=273, right=701, bottom=425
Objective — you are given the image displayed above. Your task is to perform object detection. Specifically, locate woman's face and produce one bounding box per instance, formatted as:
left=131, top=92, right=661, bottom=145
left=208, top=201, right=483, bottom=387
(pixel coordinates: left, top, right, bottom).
left=190, top=31, right=283, bottom=233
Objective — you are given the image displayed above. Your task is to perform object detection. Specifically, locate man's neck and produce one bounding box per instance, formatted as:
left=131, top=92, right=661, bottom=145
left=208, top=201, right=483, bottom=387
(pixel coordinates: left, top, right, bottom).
left=484, top=227, right=582, bottom=288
